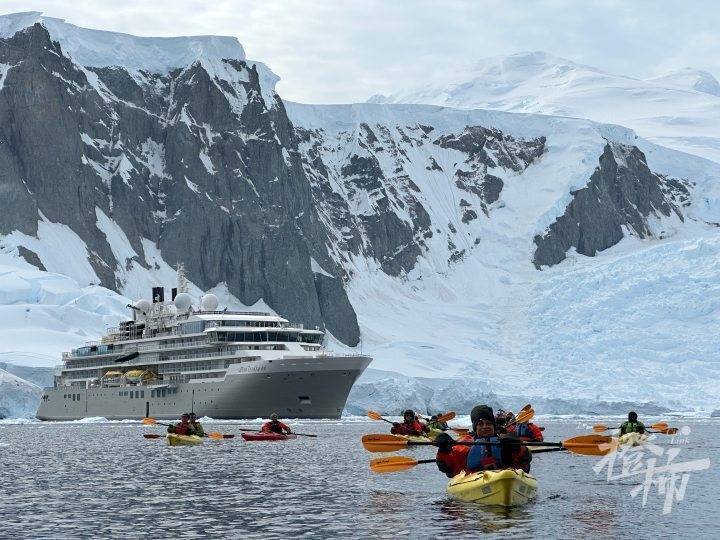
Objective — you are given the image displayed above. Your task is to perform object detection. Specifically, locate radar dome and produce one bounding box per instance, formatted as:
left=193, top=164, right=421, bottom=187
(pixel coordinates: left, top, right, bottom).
left=200, top=293, right=219, bottom=311
left=173, top=292, right=193, bottom=312
left=134, top=299, right=151, bottom=313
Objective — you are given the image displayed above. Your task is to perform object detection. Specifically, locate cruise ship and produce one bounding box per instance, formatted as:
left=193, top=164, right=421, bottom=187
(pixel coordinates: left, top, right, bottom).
left=36, top=275, right=371, bottom=421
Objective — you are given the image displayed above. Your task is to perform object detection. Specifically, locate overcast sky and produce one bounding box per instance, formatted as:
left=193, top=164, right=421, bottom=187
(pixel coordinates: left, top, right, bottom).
left=4, top=1, right=720, bottom=103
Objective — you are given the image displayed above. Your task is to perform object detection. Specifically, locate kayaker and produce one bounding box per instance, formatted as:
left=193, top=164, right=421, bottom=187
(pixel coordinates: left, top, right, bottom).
left=619, top=411, right=646, bottom=435
left=465, top=405, right=532, bottom=473
left=426, top=414, right=449, bottom=432
left=261, top=413, right=293, bottom=434
left=494, top=409, right=508, bottom=434
left=391, top=409, right=426, bottom=436
left=167, top=413, right=191, bottom=435
left=435, top=432, right=471, bottom=478
left=188, top=412, right=205, bottom=437
left=507, top=419, right=544, bottom=442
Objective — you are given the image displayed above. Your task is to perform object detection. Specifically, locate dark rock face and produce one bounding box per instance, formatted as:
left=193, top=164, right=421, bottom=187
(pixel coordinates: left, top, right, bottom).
left=436, top=127, right=545, bottom=214
left=0, top=24, right=360, bottom=344
left=533, top=143, right=692, bottom=267
left=295, top=120, right=546, bottom=274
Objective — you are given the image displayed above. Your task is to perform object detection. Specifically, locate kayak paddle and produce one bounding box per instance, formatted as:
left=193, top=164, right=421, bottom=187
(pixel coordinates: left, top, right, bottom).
left=361, top=433, right=616, bottom=456
left=592, top=422, right=672, bottom=433
left=416, top=411, right=456, bottom=423
left=367, top=411, right=394, bottom=424
left=370, top=456, right=437, bottom=474
left=143, top=434, right=163, bottom=439
left=368, top=410, right=455, bottom=425
left=142, top=418, right=171, bottom=427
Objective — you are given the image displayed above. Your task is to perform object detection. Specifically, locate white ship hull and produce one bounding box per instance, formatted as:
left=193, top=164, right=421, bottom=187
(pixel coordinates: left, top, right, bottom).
left=37, top=355, right=371, bottom=420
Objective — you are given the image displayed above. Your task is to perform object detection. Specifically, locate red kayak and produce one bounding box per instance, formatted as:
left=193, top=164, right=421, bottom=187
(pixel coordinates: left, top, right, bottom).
left=241, top=432, right=298, bottom=441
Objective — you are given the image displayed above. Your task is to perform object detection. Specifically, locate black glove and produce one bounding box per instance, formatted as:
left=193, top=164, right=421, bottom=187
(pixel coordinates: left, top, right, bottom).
left=435, top=432, right=456, bottom=453
left=436, top=459, right=454, bottom=478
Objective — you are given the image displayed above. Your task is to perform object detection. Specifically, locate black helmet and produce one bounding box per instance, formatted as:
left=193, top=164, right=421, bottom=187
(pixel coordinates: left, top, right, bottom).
left=471, top=405, right=496, bottom=432
left=271, top=413, right=278, bottom=420
left=628, top=411, right=638, bottom=421
left=403, top=409, right=415, bottom=418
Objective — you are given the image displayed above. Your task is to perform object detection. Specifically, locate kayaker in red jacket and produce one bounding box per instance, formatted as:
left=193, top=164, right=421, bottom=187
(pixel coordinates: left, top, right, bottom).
left=466, top=405, right=532, bottom=473
left=261, top=413, right=292, bottom=434
left=390, top=409, right=426, bottom=436
left=506, top=413, right=544, bottom=442
left=167, top=413, right=191, bottom=435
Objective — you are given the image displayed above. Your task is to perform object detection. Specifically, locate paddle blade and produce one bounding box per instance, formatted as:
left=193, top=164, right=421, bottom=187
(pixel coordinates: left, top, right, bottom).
left=562, top=434, right=615, bottom=456
left=658, top=427, right=678, bottom=435
left=436, top=411, right=456, bottom=423
left=142, top=417, right=157, bottom=425
left=143, top=434, right=162, bottom=439
left=452, top=427, right=469, bottom=434
left=520, top=404, right=532, bottom=412
left=515, top=409, right=534, bottom=424
left=367, top=411, right=383, bottom=421
left=592, top=424, right=610, bottom=433
left=361, top=434, right=410, bottom=453
left=208, top=432, right=224, bottom=440
left=650, top=422, right=669, bottom=430
left=370, top=456, right=420, bottom=474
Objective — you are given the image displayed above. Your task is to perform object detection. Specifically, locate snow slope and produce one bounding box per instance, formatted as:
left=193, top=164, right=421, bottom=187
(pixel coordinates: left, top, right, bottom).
left=0, top=248, right=129, bottom=368
left=369, top=51, right=720, bottom=164
left=0, top=368, right=43, bottom=418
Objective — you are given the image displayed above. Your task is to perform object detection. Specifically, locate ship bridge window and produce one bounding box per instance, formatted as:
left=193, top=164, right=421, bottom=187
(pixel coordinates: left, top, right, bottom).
left=223, top=331, right=301, bottom=343
left=180, top=321, right=205, bottom=335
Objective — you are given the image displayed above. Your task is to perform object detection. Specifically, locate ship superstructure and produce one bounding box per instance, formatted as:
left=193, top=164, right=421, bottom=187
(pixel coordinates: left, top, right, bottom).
left=36, top=273, right=371, bottom=420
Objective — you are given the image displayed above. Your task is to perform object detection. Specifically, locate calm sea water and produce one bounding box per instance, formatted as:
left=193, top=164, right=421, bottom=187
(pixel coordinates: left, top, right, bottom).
left=1, top=418, right=718, bottom=539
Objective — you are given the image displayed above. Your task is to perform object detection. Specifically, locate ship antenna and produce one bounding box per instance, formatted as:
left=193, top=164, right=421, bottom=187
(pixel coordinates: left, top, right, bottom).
left=176, top=262, right=189, bottom=293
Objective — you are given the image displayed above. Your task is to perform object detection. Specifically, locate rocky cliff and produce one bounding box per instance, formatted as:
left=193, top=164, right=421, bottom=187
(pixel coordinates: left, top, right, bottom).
left=0, top=23, right=359, bottom=343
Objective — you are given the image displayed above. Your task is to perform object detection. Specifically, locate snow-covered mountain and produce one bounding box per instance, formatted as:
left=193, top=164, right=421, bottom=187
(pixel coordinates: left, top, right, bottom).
left=369, top=51, right=720, bottom=165
left=0, top=14, right=718, bottom=415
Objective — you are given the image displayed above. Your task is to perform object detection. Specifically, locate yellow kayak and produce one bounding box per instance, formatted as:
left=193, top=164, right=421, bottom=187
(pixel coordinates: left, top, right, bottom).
left=167, top=434, right=204, bottom=446
left=402, top=434, right=434, bottom=444
left=447, top=469, right=538, bottom=507
left=617, top=432, right=648, bottom=447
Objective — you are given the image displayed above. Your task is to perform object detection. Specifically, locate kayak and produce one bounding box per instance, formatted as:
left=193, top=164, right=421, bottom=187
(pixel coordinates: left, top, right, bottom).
left=426, top=428, right=445, bottom=441
left=401, top=434, right=434, bottom=444
left=167, top=434, right=204, bottom=446
left=447, top=469, right=538, bottom=507
left=617, top=432, right=648, bottom=447
left=241, top=432, right=298, bottom=441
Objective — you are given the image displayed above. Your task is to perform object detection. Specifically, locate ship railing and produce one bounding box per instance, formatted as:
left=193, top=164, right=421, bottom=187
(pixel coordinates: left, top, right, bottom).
left=199, top=310, right=272, bottom=316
